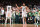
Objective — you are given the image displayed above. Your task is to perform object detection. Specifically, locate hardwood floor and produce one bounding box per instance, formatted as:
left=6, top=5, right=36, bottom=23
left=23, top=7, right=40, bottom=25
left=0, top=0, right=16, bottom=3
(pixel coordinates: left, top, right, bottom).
left=0, top=24, right=40, bottom=27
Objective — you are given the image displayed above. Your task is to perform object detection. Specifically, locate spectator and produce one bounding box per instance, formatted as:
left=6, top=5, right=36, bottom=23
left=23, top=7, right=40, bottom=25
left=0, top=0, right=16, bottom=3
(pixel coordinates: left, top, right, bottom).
left=1, top=7, right=4, bottom=17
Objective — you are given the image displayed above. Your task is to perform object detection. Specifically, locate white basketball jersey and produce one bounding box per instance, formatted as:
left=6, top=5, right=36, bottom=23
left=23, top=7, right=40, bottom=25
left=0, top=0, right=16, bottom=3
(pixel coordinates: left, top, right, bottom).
left=6, top=6, right=12, bottom=17
left=22, top=6, right=26, bottom=12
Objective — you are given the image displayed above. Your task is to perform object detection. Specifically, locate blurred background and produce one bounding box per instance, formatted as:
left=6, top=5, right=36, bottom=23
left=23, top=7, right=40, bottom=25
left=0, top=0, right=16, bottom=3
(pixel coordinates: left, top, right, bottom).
left=0, top=0, right=40, bottom=24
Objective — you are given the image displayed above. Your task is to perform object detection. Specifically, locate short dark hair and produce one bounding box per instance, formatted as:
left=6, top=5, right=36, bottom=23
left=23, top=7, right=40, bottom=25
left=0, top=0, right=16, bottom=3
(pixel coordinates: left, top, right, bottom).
left=23, top=3, right=25, bottom=4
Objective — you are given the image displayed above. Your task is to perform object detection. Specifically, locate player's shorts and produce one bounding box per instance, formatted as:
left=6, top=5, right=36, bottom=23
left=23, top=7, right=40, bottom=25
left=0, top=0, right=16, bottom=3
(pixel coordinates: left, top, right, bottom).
left=6, top=12, right=12, bottom=17
left=35, top=16, right=39, bottom=20
left=22, top=12, right=27, bottom=18
left=6, top=17, right=11, bottom=19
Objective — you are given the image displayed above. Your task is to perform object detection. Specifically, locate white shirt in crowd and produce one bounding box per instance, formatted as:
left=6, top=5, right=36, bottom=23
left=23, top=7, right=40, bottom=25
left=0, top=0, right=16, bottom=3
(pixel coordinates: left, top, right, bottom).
left=1, top=9, right=4, bottom=15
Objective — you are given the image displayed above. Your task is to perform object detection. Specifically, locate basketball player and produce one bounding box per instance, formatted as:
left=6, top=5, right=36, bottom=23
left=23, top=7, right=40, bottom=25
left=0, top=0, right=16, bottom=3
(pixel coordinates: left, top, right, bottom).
left=5, top=6, right=12, bottom=27
left=20, top=3, right=27, bottom=24
left=11, top=7, right=16, bottom=24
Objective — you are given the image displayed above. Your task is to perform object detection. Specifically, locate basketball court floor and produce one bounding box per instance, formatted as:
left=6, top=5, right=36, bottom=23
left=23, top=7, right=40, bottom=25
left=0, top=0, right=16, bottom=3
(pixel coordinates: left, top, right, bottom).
left=0, top=24, right=40, bottom=27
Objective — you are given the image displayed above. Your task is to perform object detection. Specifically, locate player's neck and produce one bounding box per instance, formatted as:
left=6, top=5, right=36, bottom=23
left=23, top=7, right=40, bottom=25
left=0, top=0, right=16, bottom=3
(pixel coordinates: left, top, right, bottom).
left=23, top=5, right=25, bottom=6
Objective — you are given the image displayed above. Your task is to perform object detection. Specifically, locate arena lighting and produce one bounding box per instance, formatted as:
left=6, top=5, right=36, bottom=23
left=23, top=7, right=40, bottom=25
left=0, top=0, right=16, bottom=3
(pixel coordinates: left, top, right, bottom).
left=5, top=6, right=12, bottom=27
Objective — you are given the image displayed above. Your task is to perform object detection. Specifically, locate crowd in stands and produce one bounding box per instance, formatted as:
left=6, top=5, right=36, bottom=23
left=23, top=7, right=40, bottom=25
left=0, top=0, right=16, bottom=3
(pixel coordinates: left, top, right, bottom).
left=0, top=4, right=40, bottom=24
